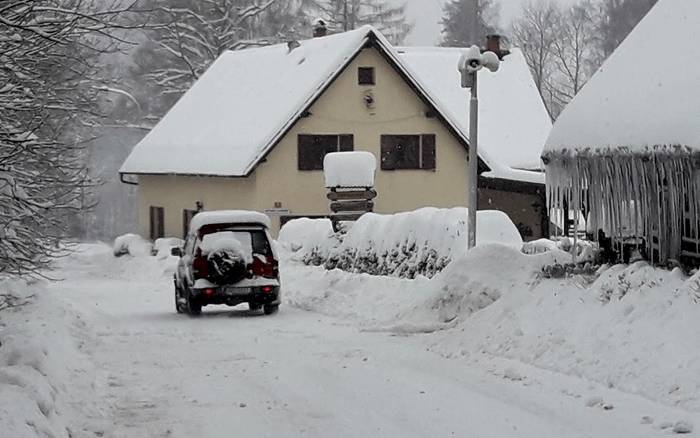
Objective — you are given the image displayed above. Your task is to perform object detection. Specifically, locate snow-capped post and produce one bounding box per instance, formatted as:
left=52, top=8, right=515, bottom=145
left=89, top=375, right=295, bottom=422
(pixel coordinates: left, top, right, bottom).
left=458, top=44, right=501, bottom=249
left=323, top=152, right=378, bottom=232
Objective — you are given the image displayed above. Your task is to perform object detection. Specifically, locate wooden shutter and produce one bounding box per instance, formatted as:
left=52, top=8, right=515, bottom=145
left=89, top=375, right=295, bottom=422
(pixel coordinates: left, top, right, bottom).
left=298, top=135, right=317, bottom=170
left=380, top=135, right=395, bottom=170
left=339, top=134, right=354, bottom=152
left=183, top=209, right=196, bottom=238
left=150, top=206, right=164, bottom=240
left=421, top=134, right=436, bottom=170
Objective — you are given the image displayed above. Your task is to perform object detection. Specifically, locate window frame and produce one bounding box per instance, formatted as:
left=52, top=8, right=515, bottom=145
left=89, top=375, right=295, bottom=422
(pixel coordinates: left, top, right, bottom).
left=297, top=134, right=354, bottom=171
left=358, top=67, right=376, bottom=86
left=380, top=134, right=436, bottom=171
left=149, top=206, right=165, bottom=240
left=182, top=209, right=197, bottom=239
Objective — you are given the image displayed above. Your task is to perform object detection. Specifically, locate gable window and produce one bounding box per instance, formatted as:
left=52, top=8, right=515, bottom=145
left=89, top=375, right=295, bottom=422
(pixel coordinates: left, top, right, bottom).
left=183, top=209, right=197, bottom=238
left=381, top=134, right=436, bottom=170
left=149, top=206, right=164, bottom=240
left=298, top=134, right=354, bottom=171
left=358, top=67, right=375, bottom=85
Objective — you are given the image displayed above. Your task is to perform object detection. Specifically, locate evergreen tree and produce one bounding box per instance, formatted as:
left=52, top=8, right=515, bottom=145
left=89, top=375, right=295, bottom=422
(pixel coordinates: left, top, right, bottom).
left=598, top=0, right=658, bottom=57
left=441, top=0, right=500, bottom=47
left=301, top=0, right=412, bottom=44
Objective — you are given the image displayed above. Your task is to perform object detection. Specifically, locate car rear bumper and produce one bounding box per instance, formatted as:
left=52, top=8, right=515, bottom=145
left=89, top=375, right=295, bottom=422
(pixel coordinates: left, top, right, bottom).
left=192, top=285, right=280, bottom=307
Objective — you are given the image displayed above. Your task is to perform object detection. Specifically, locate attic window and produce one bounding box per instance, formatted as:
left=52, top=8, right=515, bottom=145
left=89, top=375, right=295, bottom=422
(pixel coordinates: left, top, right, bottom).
left=358, top=67, right=375, bottom=85
left=298, top=134, right=354, bottom=171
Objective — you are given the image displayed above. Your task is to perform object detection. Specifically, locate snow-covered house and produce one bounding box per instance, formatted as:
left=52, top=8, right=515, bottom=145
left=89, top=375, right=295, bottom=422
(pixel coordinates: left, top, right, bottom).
left=543, top=0, right=700, bottom=266
left=120, top=25, right=551, bottom=238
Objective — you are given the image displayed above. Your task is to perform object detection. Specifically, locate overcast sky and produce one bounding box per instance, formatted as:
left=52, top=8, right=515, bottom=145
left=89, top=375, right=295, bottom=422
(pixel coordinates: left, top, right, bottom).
left=399, top=0, right=573, bottom=46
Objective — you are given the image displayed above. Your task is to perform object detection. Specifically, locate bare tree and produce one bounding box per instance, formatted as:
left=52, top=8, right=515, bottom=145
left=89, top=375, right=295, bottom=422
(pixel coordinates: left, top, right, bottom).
left=0, top=0, right=140, bottom=276
left=547, top=0, right=599, bottom=116
left=511, top=0, right=558, bottom=101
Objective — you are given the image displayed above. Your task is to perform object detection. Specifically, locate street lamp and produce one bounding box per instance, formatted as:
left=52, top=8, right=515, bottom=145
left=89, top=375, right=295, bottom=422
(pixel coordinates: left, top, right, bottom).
left=458, top=46, right=500, bottom=249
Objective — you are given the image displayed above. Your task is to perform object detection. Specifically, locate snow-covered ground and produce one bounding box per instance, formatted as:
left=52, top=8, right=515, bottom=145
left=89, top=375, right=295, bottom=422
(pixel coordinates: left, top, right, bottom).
left=2, top=242, right=699, bottom=437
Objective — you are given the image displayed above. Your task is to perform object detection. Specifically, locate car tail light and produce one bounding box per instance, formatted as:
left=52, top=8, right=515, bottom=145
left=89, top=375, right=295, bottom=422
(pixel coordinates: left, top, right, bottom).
left=262, top=286, right=274, bottom=294
left=249, top=255, right=278, bottom=279
left=193, top=254, right=209, bottom=279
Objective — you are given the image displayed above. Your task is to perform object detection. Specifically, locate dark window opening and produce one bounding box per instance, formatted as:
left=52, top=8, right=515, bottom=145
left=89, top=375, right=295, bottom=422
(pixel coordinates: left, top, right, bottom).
left=358, top=67, right=375, bottom=85
left=298, top=134, right=354, bottom=171
left=380, top=134, right=436, bottom=170
left=149, top=206, right=164, bottom=240
left=183, top=209, right=197, bottom=238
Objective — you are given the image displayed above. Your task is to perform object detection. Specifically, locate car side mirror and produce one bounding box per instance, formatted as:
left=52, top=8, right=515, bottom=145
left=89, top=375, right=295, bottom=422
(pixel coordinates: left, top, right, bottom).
left=171, top=247, right=183, bottom=257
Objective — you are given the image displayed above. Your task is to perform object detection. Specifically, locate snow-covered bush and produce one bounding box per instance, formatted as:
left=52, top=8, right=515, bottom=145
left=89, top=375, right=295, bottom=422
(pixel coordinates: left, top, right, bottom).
left=112, top=234, right=152, bottom=258
left=278, top=218, right=336, bottom=265
left=153, top=237, right=184, bottom=259
left=282, top=208, right=523, bottom=279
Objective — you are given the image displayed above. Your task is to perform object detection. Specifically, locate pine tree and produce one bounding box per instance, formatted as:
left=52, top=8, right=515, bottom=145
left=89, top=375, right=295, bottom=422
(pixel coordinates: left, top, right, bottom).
left=441, top=0, right=500, bottom=47
left=301, top=0, right=412, bottom=44
left=598, top=0, right=658, bottom=57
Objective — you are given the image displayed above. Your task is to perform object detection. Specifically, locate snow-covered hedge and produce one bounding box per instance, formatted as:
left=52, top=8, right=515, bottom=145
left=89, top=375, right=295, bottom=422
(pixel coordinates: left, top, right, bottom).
left=280, top=208, right=523, bottom=279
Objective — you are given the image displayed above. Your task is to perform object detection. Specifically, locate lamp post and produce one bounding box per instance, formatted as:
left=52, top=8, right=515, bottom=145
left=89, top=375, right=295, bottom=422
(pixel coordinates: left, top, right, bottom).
left=458, top=46, right=501, bottom=249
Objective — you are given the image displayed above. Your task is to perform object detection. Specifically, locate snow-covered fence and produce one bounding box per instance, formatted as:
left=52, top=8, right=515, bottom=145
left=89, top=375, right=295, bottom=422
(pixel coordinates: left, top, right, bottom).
left=279, top=208, right=523, bottom=279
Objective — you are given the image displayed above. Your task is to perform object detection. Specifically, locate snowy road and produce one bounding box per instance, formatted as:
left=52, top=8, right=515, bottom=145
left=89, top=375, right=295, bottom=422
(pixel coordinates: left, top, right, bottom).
left=48, top=245, right=695, bottom=437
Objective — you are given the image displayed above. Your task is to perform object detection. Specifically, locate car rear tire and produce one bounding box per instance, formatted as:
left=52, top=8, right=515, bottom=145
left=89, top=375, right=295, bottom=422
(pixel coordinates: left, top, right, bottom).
left=186, top=292, right=202, bottom=316
left=263, top=304, right=279, bottom=315
left=175, top=285, right=185, bottom=314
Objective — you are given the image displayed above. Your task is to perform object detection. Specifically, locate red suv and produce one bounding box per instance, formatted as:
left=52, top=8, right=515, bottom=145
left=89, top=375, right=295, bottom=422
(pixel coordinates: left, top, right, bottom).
left=172, top=211, right=280, bottom=316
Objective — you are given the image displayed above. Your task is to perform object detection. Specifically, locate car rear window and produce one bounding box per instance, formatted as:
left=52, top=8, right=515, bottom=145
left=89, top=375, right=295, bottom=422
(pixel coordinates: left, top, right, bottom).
left=198, top=224, right=272, bottom=257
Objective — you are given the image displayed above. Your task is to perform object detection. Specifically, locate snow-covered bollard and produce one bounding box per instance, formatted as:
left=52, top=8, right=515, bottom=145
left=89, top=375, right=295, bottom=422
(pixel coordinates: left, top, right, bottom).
left=323, top=152, right=377, bottom=232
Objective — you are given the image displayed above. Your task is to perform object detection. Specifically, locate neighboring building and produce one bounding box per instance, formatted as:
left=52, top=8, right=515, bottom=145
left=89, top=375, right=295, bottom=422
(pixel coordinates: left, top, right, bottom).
left=120, top=25, right=551, bottom=239
left=543, top=0, right=700, bottom=266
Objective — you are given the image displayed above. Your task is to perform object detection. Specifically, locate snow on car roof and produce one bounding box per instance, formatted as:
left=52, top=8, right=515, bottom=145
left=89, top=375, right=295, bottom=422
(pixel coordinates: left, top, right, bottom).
left=120, top=26, right=550, bottom=184
left=188, top=210, right=271, bottom=233
left=545, top=0, right=700, bottom=155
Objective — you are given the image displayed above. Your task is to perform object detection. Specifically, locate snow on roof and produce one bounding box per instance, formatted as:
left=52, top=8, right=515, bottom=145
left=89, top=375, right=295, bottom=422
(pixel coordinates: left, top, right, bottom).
left=396, top=47, right=551, bottom=183
left=188, top=210, right=271, bottom=233
left=120, top=26, right=550, bottom=184
left=323, top=151, right=376, bottom=188
left=545, top=0, right=700, bottom=155
left=121, top=27, right=372, bottom=177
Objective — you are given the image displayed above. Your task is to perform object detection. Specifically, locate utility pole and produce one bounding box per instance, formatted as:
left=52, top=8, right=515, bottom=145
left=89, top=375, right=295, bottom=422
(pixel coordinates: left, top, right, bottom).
left=458, top=46, right=501, bottom=249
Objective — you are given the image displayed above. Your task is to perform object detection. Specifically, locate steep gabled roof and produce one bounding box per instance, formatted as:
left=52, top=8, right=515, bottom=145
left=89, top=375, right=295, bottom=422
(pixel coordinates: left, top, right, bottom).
left=121, top=26, right=550, bottom=184
left=545, top=0, right=700, bottom=156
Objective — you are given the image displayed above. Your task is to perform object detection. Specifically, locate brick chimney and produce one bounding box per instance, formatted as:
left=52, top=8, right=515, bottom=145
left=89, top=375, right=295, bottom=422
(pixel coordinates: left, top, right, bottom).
left=485, top=34, right=510, bottom=60
left=313, top=18, right=328, bottom=38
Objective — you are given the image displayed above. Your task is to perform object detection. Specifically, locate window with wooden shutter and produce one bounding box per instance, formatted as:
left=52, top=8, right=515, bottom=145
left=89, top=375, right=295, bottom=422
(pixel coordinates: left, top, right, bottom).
left=149, top=206, right=164, bottom=240
left=298, top=134, right=354, bottom=170
left=380, top=134, right=436, bottom=170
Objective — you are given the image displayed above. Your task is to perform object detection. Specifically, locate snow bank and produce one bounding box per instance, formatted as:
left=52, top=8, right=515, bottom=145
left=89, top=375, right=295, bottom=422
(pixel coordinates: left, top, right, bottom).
left=285, top=244, right=700, bottom=411
left=153, top=237, right=184, bottom=259
left=0, top=278, right=102, bottom=438
left=113, top=233, right=152, bottom=257
left=323, top=151, right=376, bottom=188
left=281, top=208, right=522, bottom=279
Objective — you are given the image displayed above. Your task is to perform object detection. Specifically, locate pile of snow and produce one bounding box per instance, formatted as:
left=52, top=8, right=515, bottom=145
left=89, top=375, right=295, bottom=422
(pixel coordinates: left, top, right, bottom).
left=281, top=208, right=522, bottom=279
left=523, top=237, right=597, bottom=262
left=0, top=278, right=102, bottom=438
left=323, top=151, right=376, bottom=188
left=112, top=233, right=152, bottom=257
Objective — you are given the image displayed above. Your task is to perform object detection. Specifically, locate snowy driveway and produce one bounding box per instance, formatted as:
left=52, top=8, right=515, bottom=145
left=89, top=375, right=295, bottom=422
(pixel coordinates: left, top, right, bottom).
left=47, top=245, right=695, bottom=437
